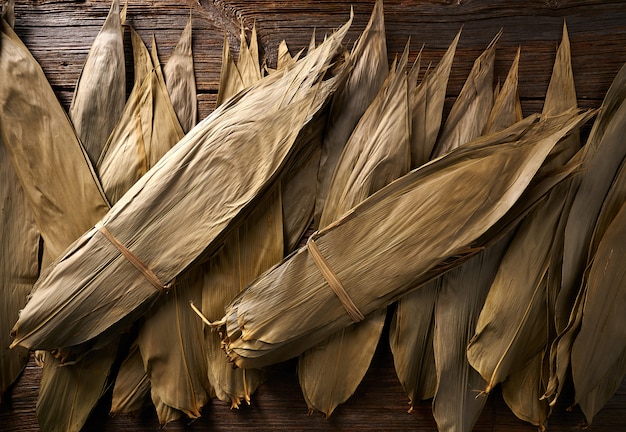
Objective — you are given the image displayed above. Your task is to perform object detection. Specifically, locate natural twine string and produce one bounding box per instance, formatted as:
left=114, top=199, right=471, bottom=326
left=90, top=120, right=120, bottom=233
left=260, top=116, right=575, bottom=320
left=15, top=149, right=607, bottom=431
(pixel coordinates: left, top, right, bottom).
left=97, top=223, right=171, bottom=293
left=307, top=236, right=365, bottom=323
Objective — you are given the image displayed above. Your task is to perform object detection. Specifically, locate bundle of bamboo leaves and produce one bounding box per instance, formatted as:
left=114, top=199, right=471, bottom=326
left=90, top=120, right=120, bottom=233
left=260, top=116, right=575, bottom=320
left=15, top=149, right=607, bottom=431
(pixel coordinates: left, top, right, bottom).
left=2, top=0, right=625, bottom=430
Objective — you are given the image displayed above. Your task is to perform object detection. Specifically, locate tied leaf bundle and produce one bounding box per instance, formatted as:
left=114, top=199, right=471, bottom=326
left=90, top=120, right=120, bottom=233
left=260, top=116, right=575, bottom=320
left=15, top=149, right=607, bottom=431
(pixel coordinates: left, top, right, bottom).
left=11, top=11, right=353, bottom=354
left=216, top=109, right=590, bottom=369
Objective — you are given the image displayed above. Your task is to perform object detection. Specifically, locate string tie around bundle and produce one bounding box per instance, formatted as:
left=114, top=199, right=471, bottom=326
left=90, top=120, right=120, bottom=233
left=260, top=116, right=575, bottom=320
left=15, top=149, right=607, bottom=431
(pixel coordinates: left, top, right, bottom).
left=307, top=235, right=365, bottom=323
left=96, top=223, right=172, bottom=293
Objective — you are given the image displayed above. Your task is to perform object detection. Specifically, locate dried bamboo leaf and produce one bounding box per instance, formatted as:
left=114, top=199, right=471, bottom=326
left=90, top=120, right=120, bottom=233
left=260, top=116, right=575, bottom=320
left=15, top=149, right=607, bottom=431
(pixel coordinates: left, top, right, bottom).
left=111, top=342, right=151, bottom=414
left=571, top=201, right=626, bottom=417
left=69, top=0, right=125, bottom=166
left=149, top=36, right=186, bottom=167
left=543, top=280, right=585, bottom=405
left=0, top=19, right=110, bottom=260
left=431, top=53, right=522, bottom=427
left=152, top=390, right=182, bottom=426
left=390, top=283, right=437, bottom=406
left=35, top=346, right=118, bottom=432
left=217, top=111, right=590, bottom=369
left=319, top=46, right=410, bottom=226
left=299, top=49, right=411, bottom=416
left=410, top=29, right=460, bottom=167
left=163, top=13, right=198, bottom=132
left=467, top=199, right=559, bottom=392
left=587, top=153, right=626, bottom=261
left=484, top=47, right=522, bottom=134
left=314, top=0, right=388, bottom=225
left=1, top=19, right=117, bottom=431
left=545, top=34, right=625, bottom=407
left=469, top=27, right=579, bottom=418
left=407, top=44, right=422, bottom=88
left=560, top=60, right=626, bottom=331
left=433, top=31, right=499, bottom=158
left=281, top=115, right=325, bottom=252
left=98, top=28, right=184, bottom=203
left=12, top=15, right=353, bottom=351
left=139, top=269, right=211, bottom=418
left=202, top=186, right=282, bottom=407
left=277, top=40, right=295, bottom=70
left=0, top=136, right=40, bottom=400
left=541, top=22, right=580, bottom=173
left=433, top=238, right=509, bottom=432
left=431, top=52, right=523, bottom=430
left=501, top=352, right=550, bottom=429
left=215, top=35, right=245, bottom=107
left=237, top=22, right=262, bottom=87
left=544, top=24, right=577, bottom=119
left=578, top=347, right=626, bottom=423
left=544, top=24, right=579, bottom=324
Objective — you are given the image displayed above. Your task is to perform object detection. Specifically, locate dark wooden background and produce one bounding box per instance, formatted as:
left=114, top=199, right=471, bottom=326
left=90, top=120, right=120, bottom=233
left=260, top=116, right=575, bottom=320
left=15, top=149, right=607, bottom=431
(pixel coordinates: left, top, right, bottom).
left=2, top=0, right=626, bottom=430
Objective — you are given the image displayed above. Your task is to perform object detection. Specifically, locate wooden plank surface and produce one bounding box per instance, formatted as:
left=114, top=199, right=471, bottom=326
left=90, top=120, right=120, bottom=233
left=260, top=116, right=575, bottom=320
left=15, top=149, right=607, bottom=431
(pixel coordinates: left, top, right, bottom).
left=2, top=0, right=626, bottom=430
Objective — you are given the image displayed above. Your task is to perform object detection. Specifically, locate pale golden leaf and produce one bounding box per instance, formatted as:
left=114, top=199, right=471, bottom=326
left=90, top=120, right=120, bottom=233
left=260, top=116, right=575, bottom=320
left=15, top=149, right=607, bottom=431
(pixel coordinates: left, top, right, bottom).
left=163, top=13, right=198, bottom=132
left=69, top=0, right=125, bottom=166
left=0, top=136, right=39, bottom=400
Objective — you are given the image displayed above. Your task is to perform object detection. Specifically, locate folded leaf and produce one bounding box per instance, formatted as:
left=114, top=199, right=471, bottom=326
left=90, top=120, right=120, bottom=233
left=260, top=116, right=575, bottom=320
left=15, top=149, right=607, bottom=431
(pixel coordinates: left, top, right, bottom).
left=215, top=35, right=244, bottom=107
left=578, top=347, right=626, bottom=423
left=571, top=201, right=626, bottom=420
left=501, top=351, right=550, bottom=429
left=560, top=61, right=626, bottom=331
left=139, top=269, right=211, bottom=419
left=97, top=29, right=184, bottom=203
left=390, top=283, right=437, bottom=406
left=485, top=47, right=522, bottom=134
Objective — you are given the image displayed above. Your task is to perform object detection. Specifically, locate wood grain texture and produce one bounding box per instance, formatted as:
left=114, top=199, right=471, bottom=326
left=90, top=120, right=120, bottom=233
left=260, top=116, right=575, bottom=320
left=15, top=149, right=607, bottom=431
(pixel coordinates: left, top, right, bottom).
left=2, top=0, right=626, bottom=430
